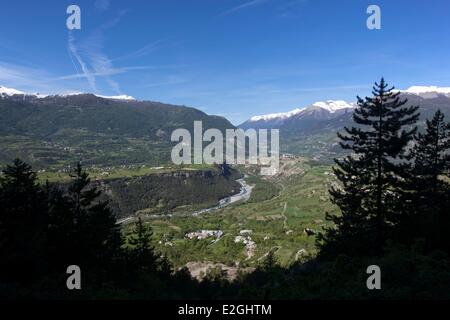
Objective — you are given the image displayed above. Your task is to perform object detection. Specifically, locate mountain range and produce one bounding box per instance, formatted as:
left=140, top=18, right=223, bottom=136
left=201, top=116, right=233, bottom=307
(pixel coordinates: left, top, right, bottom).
left=239, top=86, right=450, bottom=161
left=1, top=85, right=450, bottom=168
left=0, top=86, right=234, bottom=168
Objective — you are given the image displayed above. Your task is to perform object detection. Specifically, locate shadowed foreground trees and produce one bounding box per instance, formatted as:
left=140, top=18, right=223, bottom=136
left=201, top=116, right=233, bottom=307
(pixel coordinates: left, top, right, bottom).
left=317, top=79, right=420, bottom=258
left=0, top=159, right=48, bottom=284
left=0, top=160, right=170, bottom=298
left=318, top=79, right=450, bottom=262
left=395, top=109, right=450, bottom=252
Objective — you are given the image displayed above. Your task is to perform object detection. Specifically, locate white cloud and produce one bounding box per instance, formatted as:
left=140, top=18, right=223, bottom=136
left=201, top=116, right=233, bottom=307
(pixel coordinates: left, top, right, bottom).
left=67, top=12, right=127, bottom=94
left=68, top=31, right=98, bottom=92
left=0, top=62, right=47, bottom=89
left=0, top=61, right=81, bottom=94
left=55, top=66, right=162, bottom=81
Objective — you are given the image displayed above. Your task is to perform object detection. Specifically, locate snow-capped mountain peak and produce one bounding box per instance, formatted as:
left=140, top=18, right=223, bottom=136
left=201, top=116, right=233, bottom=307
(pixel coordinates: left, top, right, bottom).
left=249, top=108, right=303, bottom=122
left=247, top=100, right=355, bottom=123
left=404, top=86, right=450, bottom=95
left=0, top=85, right=26, bottom=96
left=59, top=92, right=136, bottom=100
left=399, top=86, right=450, bottom=99
left=95, top=94, right=136, bottom=101
left=311, top=100, right=355, bottom=113
left=0, top=85, right=136, bottom=101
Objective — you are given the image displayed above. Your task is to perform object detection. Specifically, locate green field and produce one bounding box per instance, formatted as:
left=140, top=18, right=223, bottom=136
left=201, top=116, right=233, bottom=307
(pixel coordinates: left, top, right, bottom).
left=37, top=163, right=215, bottom=183
left=124, top=158, right=338, bottom=269
left=36, top=156, right=338, bottom=270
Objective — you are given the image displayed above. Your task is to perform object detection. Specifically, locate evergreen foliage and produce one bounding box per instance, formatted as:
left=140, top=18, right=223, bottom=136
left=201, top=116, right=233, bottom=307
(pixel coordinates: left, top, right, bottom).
left=128, top=217, right=158, bottom=272
left=397, top=110, right=450, bottom=252
left=318, top=78, right=420, bottom=258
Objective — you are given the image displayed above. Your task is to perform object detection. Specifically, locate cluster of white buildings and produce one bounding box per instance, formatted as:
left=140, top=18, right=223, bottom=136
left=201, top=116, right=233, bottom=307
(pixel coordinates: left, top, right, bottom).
left=185, top=230, right=224, bottom=240
left=234, top=230, right=256, bottom=258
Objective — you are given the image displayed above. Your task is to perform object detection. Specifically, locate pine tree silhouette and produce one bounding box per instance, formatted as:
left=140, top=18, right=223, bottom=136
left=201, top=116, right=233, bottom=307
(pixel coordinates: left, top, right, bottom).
left=0, top=159, right=48, bottom=283
left=66, top=162, right=122, bottom=275
left=128, top=217, right=158, bottom=272
left=410, top=110, right=450, bottom=184
left=399, top=110, right=450, bottom=251
left=262, top=249, right=277, bottom=271
left=317, top=78, right=420, bottom=258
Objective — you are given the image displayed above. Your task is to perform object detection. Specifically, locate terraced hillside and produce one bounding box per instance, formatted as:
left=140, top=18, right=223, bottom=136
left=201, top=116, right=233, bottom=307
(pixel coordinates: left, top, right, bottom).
left=126, top=157, right=337, bottom=277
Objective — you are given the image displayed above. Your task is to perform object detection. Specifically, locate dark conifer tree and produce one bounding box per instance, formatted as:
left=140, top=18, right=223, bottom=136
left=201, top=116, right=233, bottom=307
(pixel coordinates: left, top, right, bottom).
left=46, top=183, right=76, bottom=273
left=410, top=110, right=450, bottom=183
left=399, top=110, right=450, bottom=251
left=128, top=217, right=158, bottom=272
left=66, top=163, right=122, bottom=277
left=0, top=159, right=48, bottom=283
left=317, top=79, right=420, bottom=258
left=261, top=249, right=277, bottom=271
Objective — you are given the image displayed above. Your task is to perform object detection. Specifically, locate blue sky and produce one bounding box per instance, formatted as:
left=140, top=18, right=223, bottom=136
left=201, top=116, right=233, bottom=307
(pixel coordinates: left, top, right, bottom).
left=1, top=0, right=450, bottom=124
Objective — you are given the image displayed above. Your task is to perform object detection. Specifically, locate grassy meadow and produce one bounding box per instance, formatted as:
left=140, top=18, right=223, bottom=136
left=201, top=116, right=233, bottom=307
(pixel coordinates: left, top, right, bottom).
left=125, top=158, right=338, bottom=270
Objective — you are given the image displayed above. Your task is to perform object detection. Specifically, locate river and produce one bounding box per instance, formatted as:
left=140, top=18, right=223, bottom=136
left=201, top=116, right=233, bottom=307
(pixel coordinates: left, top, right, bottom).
left=191, top=176, right=254, bottom=216
left=116, top=176, right=253, bottom=224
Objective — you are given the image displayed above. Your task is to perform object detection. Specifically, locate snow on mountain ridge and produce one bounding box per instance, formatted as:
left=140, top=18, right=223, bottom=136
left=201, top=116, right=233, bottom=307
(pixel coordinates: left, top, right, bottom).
left=0, top=85, right=136, bottom=101
left=248, top=100, right=355, bottom=123
left=250, top=108, right=303, bottom=122
left=403, top=86, right=450, bottom=95
left=245, top=85, right=450, bottom=124
left=0, top=85, right=26, bottom=96
left=311, top=100, right=355, bottom=113
left=95, top=94, right=136, bottom=100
